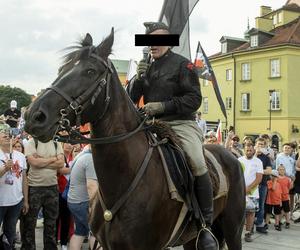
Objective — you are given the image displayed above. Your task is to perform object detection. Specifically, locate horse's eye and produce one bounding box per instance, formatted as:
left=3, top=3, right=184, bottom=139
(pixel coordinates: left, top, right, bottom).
left=87, top=69, right=96, bottom=76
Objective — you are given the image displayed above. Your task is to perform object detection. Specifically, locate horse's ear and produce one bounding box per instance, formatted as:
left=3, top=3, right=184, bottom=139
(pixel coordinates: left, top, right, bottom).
left=82, top=33, right=93, bottom=47
left=96, top=27, right=114, bottom=58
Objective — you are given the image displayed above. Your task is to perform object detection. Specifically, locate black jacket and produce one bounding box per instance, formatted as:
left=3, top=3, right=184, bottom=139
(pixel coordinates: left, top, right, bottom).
left=128, top=50, right=202, bottom=121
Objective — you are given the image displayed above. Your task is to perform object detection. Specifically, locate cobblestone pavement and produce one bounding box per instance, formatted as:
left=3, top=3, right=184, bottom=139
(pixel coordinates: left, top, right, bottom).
left=14, top=211, right=300, bottom=250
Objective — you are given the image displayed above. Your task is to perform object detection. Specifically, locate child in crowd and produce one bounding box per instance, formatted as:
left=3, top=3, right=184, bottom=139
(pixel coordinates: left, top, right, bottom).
left=265, top=170, right=282, bottom=231
left=277, top=164, right=292, bottom=228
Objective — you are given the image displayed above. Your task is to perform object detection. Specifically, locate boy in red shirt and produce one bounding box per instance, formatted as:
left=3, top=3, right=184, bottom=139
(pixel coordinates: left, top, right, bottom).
left=265, top=170, right=282, bottom=231
left=277, top=164, right=292, bottom=229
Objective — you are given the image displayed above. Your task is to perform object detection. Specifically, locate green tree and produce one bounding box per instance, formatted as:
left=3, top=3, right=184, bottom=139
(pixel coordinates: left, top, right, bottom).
left=0, top=85, right=32, bottom=115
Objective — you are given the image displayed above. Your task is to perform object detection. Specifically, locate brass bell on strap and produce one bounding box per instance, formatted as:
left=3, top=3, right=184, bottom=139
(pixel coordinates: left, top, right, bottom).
left=103, top=210, right=113, bottom=221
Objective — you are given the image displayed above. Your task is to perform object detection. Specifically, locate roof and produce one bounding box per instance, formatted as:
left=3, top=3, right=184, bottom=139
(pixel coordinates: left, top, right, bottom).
left=282, top=0, right=300, bottom=12
left=232, top=17, right=300, bottom=52
left=111, top=59, right=129, bottom=74
left=247, top=28, right=274, bottom=36
left=285, top=0, right=300, bottom=7
left=209, top=17, right=300, bottom=59
left=219, top=36, right=248, bottom=43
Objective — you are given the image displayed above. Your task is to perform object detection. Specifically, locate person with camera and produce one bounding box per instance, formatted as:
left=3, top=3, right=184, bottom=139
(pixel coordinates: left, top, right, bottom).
left=0, top=122, right=28, bottom=249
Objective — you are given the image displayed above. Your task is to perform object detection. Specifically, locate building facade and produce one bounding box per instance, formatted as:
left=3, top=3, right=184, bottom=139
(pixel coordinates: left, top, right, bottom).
left=202, top=1, right=300, bottom=146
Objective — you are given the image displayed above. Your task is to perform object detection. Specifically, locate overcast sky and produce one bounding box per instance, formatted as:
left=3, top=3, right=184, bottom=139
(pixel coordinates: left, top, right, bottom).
left=0, top=0, right=285, bottom=95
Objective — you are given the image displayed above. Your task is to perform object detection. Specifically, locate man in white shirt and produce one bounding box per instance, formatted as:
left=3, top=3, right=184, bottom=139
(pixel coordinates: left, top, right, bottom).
left=238, top=143, right=263, bottom=242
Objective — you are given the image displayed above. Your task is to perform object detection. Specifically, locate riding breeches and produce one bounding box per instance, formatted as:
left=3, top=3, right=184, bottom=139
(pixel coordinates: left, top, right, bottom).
left=166, top=120, right=207, bottom=176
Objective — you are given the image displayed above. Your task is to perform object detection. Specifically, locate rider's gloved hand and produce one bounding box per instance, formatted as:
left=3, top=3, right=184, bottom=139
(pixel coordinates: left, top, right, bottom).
left=143, top=102, right=164, bottom=116
left=136, top=60, right=149, bottom=80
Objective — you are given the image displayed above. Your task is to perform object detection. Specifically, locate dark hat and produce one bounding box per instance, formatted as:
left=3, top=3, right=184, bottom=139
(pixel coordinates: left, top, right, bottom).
left=232, top=135, right=240, bottom=142
left=144, top=22, right=169, bottom=34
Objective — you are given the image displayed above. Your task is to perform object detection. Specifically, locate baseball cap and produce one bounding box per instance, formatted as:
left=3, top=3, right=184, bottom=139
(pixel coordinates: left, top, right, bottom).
left=10, top=100, right=17, bottom=108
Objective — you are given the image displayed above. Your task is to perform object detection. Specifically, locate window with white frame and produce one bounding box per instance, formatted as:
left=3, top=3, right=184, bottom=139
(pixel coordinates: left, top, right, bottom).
left=241, top=63, right=251, bottom=80
left=226, top=69, right=232, bottom=81
left=250, top=35, right=258, bottom=47
left=203, top=79, right=209, bottom=87
left=226, top=97, right=232, bottom=109
left=203, top=97, right=208, bottom=113
left=270, top=59, right=280, bottom=77
left=241, top=93, right=250, bottom=111
left=271, top=91, right=280, bottom=110
left=221, top=42, right=227, bottom=54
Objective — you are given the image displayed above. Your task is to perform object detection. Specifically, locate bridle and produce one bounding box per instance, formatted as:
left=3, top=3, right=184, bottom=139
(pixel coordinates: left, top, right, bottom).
left=46, top=46, right=148, bottom=145
left=48, top=47, right=112, bottom=131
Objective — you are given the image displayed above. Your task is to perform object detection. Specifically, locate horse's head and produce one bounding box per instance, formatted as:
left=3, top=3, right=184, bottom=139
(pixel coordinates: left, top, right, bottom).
left=25, top=29, right=115, bottom=142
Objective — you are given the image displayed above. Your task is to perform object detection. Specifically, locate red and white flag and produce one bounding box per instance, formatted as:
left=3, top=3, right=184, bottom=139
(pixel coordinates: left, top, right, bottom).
left=216, top=121, right=222, bottom=144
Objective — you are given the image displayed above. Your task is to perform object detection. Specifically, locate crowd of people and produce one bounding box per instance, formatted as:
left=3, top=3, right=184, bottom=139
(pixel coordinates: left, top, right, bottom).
left=0, top=20, right=299, bottom=250
left=0, top=101, right=99, bottom=250
left=196, top=112, right=300, bottom=243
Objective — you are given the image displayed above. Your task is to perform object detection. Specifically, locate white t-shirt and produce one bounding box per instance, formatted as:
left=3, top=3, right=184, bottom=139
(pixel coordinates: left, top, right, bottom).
left=238, top=156, right=263, bottom=198
left=0, top=150, right=27, bottom=206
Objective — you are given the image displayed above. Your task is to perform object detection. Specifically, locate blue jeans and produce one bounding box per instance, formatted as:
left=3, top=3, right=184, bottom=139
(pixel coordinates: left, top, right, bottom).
left=255, top=184, right=267, bottom=227
left=0, top=200, right=23, bottom=246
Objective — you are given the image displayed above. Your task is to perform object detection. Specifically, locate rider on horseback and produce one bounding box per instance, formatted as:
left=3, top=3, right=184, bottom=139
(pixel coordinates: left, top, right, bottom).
left=128, top=22, right=218, bottom=250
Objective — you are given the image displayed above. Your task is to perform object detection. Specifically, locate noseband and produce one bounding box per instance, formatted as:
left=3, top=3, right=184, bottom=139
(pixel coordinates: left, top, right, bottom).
left=47, top=50, right=113, bottom=132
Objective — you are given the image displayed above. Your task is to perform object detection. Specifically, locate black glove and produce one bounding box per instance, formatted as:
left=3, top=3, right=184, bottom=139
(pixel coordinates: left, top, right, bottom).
left=143, top=102, right=164, bottom=116
left=136, top=60, right=149, bottom=80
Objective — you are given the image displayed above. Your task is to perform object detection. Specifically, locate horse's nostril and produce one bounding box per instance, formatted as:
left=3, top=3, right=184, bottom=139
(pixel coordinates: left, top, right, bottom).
left=32, top=111, right=47, bottom=123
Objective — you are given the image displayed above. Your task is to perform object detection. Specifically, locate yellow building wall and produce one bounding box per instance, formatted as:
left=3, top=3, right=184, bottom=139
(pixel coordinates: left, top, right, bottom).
left=281, top=10, right=300, bottom=26
left=255, top=17, right=273, bottom=31
left=235, top=46, right=300, bottom=143
left=201, top=56, right=234, bottom=129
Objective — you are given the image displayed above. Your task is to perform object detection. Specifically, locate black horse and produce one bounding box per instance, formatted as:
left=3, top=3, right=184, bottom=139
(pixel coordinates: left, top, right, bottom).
left=24, top=29, right=245, bottom=250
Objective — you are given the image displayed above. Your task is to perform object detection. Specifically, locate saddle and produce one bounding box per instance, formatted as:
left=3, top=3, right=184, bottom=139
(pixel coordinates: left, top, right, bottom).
left=147, top=120, right=224, bottom=247
left=147, top=121, right=220, bottom=216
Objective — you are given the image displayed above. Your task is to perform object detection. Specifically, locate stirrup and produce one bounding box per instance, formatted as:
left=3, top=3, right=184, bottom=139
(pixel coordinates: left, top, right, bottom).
left=195, top=226, right=219, bottom=250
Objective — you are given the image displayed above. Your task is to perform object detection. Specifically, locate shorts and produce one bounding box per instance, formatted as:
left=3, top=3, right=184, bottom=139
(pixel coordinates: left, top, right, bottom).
left=68, top=201, right=89, bottom=236
left=246, top=197, right=259, bottom=212
left=281, top=200, right=290, bottom=213
left=265, top=204, right=281, bottom=215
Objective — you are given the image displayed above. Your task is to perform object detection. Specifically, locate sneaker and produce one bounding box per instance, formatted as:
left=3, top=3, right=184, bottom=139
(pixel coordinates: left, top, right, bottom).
left=256, top=226, right=268, bottom=234
left=285, top=222, right=290, bottom=229
left=264, top=224, right=269, bottom=230
left=294, top=217, right=300, bottom=223
left=61, top=245, right=68, bottom=250
left=275, top=224, right=282, bottom=231
left=244, top=233, right=253, bottom=242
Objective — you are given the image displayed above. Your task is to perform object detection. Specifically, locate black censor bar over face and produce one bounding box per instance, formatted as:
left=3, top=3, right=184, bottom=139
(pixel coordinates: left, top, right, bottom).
left=135, top=34, right=179, bottom=46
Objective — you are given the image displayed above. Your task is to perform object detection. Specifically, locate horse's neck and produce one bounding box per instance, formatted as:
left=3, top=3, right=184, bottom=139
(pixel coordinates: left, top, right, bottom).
left=91, top=80, right=148, bottom=207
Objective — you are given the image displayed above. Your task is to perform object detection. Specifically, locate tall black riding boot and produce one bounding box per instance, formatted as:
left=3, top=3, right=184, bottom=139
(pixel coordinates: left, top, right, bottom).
left=194, top=173, right=218, bottom=250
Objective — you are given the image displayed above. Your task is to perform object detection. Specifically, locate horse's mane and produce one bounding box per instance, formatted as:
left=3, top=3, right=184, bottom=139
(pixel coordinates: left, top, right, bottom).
left=58, top=34, right=112, bottom=76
